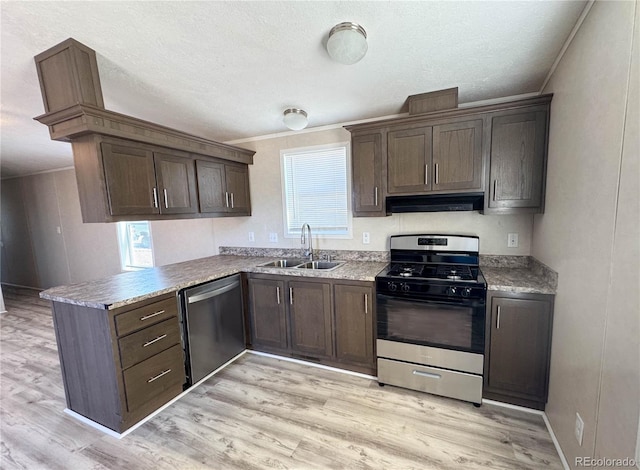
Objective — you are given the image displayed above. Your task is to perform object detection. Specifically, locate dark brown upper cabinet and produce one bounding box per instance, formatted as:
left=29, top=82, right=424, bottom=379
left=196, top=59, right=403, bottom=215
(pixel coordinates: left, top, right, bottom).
left=154, top=153, right=198, bottom=214
left=387, top=120, right=482, bottom=195
left=102, top=142, right=159, bottom=217
left=351, top=131, right=385, bottom=216
left=33, top=38, right=255, bottom=223
left=101, top=142, right=197, bottom=217
left=346, top=94, right=552, bottom=217
left=485, top=107, right=549, bottom=213
left=387, top=126, right=433, bottom=194
left=432, top=120, right=483, bottom=192
left=197, top=160, right=251, bottom=216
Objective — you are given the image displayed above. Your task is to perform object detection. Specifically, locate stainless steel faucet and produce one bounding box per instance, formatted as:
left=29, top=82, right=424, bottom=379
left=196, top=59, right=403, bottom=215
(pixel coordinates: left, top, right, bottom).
left=301, top=223, right=313, bottom=260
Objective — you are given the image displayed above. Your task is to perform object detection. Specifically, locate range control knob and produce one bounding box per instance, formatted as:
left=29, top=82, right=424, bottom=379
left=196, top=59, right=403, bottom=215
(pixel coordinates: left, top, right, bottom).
left=461, top=287, right=472, bottom=298
left=401, top=283, right=410, bottom=293
left=388, top=282, right=398, bottom=292
left=448, top=286, right=458, bottom=296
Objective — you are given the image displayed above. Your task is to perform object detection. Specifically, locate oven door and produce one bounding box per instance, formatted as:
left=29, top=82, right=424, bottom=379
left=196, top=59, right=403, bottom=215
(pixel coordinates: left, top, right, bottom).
left=377, top=294, right=485, bottom=354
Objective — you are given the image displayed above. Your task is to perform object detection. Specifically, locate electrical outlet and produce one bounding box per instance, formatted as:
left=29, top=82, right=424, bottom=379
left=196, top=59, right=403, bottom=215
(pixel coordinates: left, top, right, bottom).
left=507, top=232, right=519, bottom=248
left=575, top=413, right=584, bottom=446
left=362, top=232, right=370, bottom=244
left=248, top=232, right=255, bottom=242
left=269, top=232, right=278, bottom=243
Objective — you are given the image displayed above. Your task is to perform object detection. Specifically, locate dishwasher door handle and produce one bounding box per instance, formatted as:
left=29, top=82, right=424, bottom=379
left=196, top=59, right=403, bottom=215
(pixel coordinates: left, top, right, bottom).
left=187, top=280, right=240, bottom=304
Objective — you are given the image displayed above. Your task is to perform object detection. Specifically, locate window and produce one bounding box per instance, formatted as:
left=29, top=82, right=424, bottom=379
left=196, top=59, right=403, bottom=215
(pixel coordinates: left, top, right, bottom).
left=117, top=221, right=154, bottom=270
left=281, top=143, right=351, bottom=238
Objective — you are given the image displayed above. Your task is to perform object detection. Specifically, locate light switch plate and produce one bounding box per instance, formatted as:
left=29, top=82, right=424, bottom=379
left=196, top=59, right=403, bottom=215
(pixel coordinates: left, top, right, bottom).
left=248, top=232, right=255, bottom=242
left=362, top=232, right=370, bottom=244
left=507, top=233, right=519, bottom=248
left=269, top=233, right=278, bottom=243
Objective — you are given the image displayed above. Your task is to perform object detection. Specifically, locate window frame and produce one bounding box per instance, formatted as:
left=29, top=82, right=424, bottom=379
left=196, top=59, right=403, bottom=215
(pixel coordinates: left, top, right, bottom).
left=280, top=142, right=353, bottom=240
left=116, top=221, right=155, bottom=271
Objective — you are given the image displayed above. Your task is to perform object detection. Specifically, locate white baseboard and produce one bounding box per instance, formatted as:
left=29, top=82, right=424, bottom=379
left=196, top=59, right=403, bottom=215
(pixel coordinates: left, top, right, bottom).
left=542, top=413, right=570, bottom=470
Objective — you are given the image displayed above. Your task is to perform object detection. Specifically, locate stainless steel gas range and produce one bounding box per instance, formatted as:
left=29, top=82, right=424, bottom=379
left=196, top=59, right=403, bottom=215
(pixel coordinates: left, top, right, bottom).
left=376, top=234, right=486, bottom=405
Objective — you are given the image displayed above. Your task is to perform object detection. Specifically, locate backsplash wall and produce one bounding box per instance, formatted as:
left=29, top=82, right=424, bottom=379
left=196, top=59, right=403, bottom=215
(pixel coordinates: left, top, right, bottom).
left=212, top=127, right=534, bottom=255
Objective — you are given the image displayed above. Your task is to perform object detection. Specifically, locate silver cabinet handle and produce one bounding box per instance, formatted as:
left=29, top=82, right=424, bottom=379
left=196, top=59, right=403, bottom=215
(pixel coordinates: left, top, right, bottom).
left=374, top=187, right=378, bottom=207
left=147, top=369, right=171, bottom=383
left=364, top=294, right=368, bottom=314
left=152, top=188, right=159, bottom=208
left=230, top=193, right=234, bottom=209
left=276, top=286, right=281, bottom=305
left=163, top=188, right=169, bottom=208
left=425, top=165, right=428, bottom=185
left=497, top=305, right=501, bottom=329
left=225, top=191, right=230, bottom=208
left=413, top=370, right=441, bottom=380
left=289, top=287, right=293, bottom=305
left=493, top=180, right=497, bottom=201
left=143, top=334, right=167, bottom=348
left=140, top=310, right=164, bottom=321
left=435, top=163, right=439, bottom=185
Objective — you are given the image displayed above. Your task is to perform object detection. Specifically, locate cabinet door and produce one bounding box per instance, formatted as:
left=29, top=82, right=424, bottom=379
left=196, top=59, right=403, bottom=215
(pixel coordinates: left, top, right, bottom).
left=334, top=284, right=374, bottom=366
left=432, top=120, right=483, bottom=191
left=154, top=153, right=197, bottom=214
left=352, top=132, right=384, bottom=216
left=488, top=110, right=547, bottom=209
left=387, top=127, right=432, bottom=194
left=486, top=297, right=552, bottom=402
left=101, top=142, right=159, bottom=216
left=288, top=281, right=332, bottom=358
left=248, top=278, right=288, bottom=351
left=196, top=160, right=227, bottom=213
left=225, top=164, right=251, bottom=215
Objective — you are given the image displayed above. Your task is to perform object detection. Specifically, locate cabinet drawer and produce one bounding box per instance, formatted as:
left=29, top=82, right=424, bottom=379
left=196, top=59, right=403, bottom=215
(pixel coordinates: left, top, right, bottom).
left=119, top=317, right=181, bottom=369
left=378, top=358, right=482, bottom=404
left=115, top=297, right=178, bottom=337
left=123, top=344, right=184, bottom=412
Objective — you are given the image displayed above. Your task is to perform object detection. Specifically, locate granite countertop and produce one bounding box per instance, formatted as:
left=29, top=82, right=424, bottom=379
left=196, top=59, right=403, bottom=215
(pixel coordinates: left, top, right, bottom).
left=39, top=255, right=388, bottom=310
left=480, top=256, right=557, bottom=295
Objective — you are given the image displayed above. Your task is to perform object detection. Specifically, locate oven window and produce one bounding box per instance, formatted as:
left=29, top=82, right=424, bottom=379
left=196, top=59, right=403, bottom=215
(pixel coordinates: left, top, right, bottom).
left=377, top=296, right=484, bottom=353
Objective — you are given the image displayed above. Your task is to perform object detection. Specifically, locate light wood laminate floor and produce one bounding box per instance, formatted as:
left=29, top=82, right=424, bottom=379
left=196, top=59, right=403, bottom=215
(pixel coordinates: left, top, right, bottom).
left=0, top=286, right=564, bottom=469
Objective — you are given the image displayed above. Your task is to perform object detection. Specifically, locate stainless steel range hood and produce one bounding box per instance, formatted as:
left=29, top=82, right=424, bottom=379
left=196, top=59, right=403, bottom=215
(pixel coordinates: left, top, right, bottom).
left=385, top=192, right=484, bottom=213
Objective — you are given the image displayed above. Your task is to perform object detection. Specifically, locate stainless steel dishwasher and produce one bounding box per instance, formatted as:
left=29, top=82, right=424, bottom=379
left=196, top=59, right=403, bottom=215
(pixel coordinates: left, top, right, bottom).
left=180, top=274, right=245, bottom=386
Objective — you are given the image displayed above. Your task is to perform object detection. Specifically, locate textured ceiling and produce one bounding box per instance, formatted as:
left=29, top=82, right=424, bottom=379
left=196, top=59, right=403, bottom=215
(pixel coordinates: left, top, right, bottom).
left=0, top=1, right=587, bottom=178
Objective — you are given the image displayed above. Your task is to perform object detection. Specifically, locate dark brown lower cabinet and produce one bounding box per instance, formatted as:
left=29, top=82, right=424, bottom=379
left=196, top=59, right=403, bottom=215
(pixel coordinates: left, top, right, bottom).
left=334, top=283, right=374, bottom=368
left=248, top=274, right=375, bottom=375
left=247, top=276, right=288, bottom=352
left=483, top=291, right=554, bottom=410
left=50, top=294, right=185, bottom=433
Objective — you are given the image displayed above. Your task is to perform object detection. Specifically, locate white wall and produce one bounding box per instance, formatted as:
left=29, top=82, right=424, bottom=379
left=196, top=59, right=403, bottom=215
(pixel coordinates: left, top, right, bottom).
left=533, top=1, right=639, bottom=466
left=213, top=128, right=534, bottom=255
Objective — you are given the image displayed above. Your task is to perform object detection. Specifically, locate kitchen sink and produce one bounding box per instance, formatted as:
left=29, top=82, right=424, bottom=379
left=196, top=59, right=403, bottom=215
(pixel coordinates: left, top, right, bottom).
left=258, top=259, right=307, bottom=268
left=295, top=261, right=344, bottom=271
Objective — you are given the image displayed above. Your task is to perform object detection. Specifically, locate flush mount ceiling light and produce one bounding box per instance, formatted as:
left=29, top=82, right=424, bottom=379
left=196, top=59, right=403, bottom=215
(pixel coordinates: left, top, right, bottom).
left=283, top=108, right=308, bottom=130
left=326, top=22, right=368, bottom=65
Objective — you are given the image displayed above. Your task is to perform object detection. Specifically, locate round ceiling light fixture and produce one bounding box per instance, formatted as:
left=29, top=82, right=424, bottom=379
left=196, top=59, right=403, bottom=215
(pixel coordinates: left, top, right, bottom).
left=326, top=22, right=368, bottom=65
left=283, top=108, right=308, bottom=130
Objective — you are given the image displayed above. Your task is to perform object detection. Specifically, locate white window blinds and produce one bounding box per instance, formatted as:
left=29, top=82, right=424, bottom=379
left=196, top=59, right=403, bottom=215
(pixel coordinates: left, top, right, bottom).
left=282, top=144, right=350, bottom=237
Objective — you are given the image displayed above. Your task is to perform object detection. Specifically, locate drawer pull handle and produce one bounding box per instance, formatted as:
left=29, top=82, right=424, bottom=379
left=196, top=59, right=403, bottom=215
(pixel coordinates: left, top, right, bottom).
left=289, top=287, right=293, bottom=305
left=412, top=370, right=441, bottom=380
left=148, top=369, right=172, bottom=383
left=143, top=334, right=167, bottom=347
left=364, top=294, right=368, bottom=314
left=497, top=306, right=501, bottom=329
left=140, top=310, right=165, bottom=321
left=276, top=286, right=281, bottom=305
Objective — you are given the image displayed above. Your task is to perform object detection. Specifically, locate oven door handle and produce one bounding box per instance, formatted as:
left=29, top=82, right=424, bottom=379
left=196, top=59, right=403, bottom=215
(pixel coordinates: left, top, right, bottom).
left=376, top=293, right=485, bottom=308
